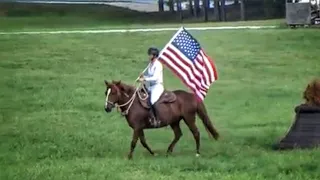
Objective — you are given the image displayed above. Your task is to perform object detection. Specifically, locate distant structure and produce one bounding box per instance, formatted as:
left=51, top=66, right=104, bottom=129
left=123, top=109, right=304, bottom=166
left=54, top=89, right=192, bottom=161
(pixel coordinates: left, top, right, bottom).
left=286, top=0, right=320, bottom=26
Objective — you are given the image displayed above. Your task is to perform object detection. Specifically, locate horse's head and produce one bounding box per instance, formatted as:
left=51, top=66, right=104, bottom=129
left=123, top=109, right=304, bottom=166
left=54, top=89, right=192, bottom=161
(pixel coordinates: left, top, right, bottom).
left=104, top=80, right=133, bottom=112
left=104, top=80, right=121, bottom=112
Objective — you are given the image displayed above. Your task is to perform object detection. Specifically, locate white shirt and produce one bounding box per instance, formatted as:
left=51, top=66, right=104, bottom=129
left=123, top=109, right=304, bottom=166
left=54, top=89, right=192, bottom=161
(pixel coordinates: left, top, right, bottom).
left=143, top=59, right=163, bottom=89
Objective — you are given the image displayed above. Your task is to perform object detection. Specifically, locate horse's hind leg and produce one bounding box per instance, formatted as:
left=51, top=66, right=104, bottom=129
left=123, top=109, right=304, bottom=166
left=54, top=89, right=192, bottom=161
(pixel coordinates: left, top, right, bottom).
left=183, top=116, right=200, bottom=156
left=139, top=130, right=155, bottom=156
left=166, top=121, right=182, bottom=156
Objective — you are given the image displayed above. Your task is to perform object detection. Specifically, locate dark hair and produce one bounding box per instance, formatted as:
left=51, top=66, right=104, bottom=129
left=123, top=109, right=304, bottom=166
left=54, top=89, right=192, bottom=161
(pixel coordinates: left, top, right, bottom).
left=147, top=47, right=159, bottom=57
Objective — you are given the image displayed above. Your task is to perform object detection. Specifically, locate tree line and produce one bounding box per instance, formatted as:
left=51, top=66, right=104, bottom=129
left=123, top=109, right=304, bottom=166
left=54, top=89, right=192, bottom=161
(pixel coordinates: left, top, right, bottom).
left=157, top=0, right=285, bottom=22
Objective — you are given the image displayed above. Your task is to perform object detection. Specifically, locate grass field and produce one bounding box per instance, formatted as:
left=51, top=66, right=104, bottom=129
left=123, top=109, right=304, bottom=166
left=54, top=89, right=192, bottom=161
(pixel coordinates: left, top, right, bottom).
left=1, top=13, right=320, bottom=180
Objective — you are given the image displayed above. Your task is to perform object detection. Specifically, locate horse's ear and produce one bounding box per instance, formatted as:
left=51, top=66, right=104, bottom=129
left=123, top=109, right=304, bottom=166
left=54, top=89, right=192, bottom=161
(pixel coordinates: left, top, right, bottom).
left=112, top=80, right=125, bottom=91
left=112, top=80, right=121, bottom=85
left=104, top=80, right=110, bottom=86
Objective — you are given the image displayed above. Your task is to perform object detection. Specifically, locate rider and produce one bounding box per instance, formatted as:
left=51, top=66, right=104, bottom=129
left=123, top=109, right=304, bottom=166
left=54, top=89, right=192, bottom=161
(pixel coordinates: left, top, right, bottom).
left=138, top=47, right=164, bottom=123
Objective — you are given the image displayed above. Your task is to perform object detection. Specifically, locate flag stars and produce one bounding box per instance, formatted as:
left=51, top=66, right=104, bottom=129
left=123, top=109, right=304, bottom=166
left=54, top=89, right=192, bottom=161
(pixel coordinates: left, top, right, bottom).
left=172, top=29, right=201, bottom=61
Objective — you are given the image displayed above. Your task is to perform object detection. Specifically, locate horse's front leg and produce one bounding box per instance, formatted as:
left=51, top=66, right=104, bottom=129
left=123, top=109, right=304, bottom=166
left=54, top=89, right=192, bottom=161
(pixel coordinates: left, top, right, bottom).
left=128, top=129, right=139, bottom=160
left=139, top=130, right=155, bottom=155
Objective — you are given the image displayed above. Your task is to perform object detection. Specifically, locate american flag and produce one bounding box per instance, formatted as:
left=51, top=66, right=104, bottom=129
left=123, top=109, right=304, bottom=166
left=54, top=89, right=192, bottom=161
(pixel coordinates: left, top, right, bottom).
left=157, top=27, right=218, bottom=101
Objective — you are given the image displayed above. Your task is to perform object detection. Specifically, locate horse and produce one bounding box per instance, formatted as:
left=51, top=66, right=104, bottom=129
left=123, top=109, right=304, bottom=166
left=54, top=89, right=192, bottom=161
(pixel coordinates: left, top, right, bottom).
left=104, top=80, right=219, bottom=159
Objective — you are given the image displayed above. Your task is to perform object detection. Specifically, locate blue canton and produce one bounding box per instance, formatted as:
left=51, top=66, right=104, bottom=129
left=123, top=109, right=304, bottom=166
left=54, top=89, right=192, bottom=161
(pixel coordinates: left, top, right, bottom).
left=171, top=29, right=201, bottom=62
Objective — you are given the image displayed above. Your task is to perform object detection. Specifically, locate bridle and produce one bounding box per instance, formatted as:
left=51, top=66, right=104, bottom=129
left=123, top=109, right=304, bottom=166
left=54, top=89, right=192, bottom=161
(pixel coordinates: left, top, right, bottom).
left=106, top=82, right=148, bottom=116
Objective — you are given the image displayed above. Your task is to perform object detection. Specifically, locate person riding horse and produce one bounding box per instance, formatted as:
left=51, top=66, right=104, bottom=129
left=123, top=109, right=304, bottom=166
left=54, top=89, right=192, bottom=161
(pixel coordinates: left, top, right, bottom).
left=104, top=47, right=220, bottom=158
left=137, top=47, right=164, bottom=126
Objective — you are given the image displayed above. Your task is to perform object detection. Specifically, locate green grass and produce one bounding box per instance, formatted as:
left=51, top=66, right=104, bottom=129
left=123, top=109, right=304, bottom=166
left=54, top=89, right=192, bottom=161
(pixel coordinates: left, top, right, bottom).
left=1, top=20, right=320, bottom=180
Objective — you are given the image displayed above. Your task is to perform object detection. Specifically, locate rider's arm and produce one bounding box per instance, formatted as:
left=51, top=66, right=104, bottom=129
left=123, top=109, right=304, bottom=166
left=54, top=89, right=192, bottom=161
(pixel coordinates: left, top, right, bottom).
left=144, top=62, right=162, bottom=82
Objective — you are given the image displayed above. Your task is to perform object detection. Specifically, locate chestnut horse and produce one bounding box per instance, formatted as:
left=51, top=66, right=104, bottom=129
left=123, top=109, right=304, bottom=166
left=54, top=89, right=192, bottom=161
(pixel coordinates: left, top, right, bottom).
left=104, top=80, right=219, bottom=159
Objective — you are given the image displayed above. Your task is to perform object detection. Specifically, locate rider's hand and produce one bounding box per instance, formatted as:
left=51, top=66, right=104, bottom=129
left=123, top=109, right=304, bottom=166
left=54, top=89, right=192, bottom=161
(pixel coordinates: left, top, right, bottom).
left=138, top=77, right=145, bottom=82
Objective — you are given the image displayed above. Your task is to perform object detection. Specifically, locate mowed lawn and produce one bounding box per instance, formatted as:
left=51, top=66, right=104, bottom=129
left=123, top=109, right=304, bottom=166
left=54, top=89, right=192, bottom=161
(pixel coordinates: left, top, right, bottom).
left=1, top=26, right=320, bottom=180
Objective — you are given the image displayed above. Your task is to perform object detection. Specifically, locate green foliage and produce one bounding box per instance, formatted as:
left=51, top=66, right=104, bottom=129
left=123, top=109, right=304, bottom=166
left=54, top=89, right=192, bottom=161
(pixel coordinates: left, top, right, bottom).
left=263, top=0, right=286, bottom=18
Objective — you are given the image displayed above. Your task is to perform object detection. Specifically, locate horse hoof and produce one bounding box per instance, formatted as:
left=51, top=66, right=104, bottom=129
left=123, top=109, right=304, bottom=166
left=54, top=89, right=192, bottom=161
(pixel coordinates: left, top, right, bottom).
left=153, top=153, right=159, bottom=157
left=196, top=153, right=200, bottom=157
left=166, top=151, right=173, bottom=156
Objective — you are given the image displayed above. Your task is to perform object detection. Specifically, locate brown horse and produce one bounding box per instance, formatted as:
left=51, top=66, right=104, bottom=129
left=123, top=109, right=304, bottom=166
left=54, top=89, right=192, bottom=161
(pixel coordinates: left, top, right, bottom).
left=104, top=80, right=219, bottom=159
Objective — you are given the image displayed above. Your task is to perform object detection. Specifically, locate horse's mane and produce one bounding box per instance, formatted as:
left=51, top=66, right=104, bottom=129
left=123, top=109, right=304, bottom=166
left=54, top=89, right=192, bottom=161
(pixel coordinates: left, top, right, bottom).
left=303, top=78, right=320, bottom=106
left=112, top=80, right=137, bottom=94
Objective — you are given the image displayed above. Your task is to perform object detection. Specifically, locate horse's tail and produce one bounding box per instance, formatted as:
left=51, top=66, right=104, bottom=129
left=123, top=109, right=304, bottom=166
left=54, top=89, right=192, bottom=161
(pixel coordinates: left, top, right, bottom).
left=196, top=101, right=219, bottom=140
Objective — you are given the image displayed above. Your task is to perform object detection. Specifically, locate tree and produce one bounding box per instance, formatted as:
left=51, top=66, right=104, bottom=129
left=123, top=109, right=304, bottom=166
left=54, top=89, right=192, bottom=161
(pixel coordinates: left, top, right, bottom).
left=176, top=0, right=183, bottom=20
left=188, top=0, right=194, bottom=16
left=203, top=0, right=209, bottom=21
left=158, top=0, right=164, bottom=12
left=263, top=0, right=285, bottom=18
left=194, top=0, right=200, bottom=17
left=168, top=0, right=175, bottom=13
left=214, top=0, right=221, bottom=21
left=221, top=0, right=226, bottom=21
left=240, top=0, right=246, bottom=21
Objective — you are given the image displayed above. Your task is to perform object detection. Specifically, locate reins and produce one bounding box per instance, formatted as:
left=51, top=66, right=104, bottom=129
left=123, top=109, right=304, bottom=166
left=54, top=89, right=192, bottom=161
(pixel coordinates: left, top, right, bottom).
left=111, top=82, right=149, bottom=116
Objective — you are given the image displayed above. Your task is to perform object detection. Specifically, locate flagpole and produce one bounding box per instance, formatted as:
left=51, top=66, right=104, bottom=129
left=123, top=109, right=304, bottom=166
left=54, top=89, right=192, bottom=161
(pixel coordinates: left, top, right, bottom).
left=157, top=26, right=184, bottom=58
left=135, top=63, right=150, bottom=81
left=135, top=26, right=184, bottom=81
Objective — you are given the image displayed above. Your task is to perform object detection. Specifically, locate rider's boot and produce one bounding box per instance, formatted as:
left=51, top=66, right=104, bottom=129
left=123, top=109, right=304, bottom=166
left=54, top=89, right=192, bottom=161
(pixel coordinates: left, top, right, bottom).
left=148, top=102, right=158, bottom=127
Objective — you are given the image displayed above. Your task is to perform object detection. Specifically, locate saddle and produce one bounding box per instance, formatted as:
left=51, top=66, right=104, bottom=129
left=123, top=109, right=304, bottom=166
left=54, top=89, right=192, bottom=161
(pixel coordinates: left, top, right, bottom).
left=138, top=89, right=177, bottom=109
